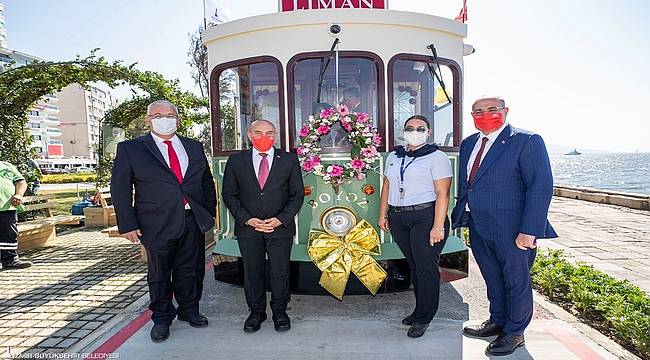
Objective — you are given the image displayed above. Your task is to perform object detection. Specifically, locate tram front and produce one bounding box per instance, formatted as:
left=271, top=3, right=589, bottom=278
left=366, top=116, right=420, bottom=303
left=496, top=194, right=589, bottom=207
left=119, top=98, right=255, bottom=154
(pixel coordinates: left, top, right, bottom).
left=204, top=7, right=471, bottom=296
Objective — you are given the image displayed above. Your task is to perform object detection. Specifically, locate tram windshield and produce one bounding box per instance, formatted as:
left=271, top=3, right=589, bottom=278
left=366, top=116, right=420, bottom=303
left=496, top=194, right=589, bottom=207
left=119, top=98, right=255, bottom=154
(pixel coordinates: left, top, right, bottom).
left=291, top=56, right=380, bottom=150
left=391, top=59, right=455, bottom=148
left=217, top=61, right=282, bottom=151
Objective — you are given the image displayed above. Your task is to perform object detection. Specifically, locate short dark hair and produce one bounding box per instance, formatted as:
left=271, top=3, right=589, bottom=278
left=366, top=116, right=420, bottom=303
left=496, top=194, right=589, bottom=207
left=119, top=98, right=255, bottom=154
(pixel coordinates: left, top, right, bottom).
left=404, top=115, right=430, bottom=129
left=343, top=88, right=360, bottom=98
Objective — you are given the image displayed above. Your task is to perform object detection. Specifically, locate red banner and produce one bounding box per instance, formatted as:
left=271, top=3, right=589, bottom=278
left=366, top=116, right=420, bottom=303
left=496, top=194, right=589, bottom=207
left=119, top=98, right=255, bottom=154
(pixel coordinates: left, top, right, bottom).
left=280, top=0, right=386, bottom=12
left=47, top=144, right=63, bottom=156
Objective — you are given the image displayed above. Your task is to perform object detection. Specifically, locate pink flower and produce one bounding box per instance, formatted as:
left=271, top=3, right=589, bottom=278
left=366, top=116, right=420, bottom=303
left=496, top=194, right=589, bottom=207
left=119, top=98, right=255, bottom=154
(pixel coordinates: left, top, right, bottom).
left=338, top=105, right=349, bottom=116
left=296, top=147, right=305, bottom=156
left=299, top=125, right=310, bottom=138
left=342, top=122, right=353, bottom=132
left=320, top=108, right=334, bottom=118
left=317, top=125, right=330, bottom=135
left=356, top=112, right=369, bottom=123
left=372, top=134, right=382, bottom=145
left=302, top=161, right=314, bottom=172
left=310, top=156, right=321, bottom=166
left=326, top=165, right=344, bottom=177
left=356, top=172, right=367, bottom=181
left=361, top=147, right=378, bottom=158
left=350, top=159, right=366, bottom=171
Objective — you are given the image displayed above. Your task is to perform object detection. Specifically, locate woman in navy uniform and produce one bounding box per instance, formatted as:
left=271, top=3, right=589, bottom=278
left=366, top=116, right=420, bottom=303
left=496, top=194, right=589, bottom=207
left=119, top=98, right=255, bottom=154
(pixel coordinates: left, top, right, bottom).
left=378, top=115, right=452, bottom=338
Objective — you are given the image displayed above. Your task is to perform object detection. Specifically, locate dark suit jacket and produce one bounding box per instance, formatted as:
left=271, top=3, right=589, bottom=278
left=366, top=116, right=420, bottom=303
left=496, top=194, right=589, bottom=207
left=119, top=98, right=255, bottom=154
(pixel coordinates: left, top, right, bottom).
left=221, top=148, right=304, bottom=239
left=110, top=134, right=217, bottom=243
left=451, top=125, right=557, bottom=241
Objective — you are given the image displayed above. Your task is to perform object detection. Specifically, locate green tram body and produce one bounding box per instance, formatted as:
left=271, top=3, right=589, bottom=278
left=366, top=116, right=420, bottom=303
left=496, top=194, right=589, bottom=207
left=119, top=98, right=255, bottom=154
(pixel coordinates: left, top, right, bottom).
left=212, top=152, right=468, bottom=295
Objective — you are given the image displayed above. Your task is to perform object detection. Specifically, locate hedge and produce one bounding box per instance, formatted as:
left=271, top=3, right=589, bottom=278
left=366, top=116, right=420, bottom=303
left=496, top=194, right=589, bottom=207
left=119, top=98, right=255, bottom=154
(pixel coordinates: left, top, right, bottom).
left=532, top=249, right=650, bottom=359
left=41, top=173, right=97, bottom=184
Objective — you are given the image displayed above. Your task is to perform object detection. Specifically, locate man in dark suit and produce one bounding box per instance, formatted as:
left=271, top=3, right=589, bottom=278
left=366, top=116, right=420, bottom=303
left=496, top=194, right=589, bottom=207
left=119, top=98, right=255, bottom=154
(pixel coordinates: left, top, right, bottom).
left=451, top=96, right=557, bottom=356
left=221, top=120, right=304, bottom=333
left=111, top=100, right=217, bottom=342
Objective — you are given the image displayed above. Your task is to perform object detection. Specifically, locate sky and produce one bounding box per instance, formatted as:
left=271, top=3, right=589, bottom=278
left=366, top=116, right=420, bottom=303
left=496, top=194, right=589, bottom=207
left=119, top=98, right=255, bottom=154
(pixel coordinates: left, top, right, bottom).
left=3, top=0, right=649, bottom=152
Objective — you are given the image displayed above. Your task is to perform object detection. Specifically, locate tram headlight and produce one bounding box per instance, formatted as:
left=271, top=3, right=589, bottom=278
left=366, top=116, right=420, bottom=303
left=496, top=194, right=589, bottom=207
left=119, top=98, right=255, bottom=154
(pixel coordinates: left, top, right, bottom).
left=321, top=207, right=357, bottom=236
left=329, top=24, right=342, bottom=36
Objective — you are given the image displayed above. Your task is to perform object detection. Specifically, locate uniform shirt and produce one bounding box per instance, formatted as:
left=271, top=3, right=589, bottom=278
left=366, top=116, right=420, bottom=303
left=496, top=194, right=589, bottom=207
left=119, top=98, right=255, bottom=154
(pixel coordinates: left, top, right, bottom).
left=465, top=122, right=509, bottom=211
left=252, top=146, right=275, bottom=178
left=0, top=161, right=25, bottom=212
left=150, top=132, right=190, bottom=209
left=384, top=149, right=452, bottom=206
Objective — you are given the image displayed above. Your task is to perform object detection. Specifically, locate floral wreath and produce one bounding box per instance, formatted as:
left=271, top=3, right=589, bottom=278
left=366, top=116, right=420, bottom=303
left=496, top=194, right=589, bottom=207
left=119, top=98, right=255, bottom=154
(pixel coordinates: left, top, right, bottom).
left=297, top=105, right=382, bottom=185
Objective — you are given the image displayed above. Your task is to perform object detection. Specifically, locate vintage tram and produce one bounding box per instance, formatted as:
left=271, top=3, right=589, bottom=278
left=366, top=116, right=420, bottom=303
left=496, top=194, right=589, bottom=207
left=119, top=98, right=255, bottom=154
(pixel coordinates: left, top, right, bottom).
left=203, top=3, right=473, bottom=296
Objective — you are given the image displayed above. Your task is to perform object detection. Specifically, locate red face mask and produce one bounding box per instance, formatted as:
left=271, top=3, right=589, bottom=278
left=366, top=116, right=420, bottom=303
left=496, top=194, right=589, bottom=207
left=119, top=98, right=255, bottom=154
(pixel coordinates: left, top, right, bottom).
left=472, top=111, right=505, bottom=133
left=251, top=136, right=274, bottom=152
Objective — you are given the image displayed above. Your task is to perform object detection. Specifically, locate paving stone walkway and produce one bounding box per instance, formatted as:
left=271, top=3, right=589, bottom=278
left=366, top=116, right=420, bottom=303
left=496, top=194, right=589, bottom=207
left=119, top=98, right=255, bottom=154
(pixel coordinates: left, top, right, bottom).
left=546, top=197, right=650, bottom=294
left=0, top=228, right=147, bottom=356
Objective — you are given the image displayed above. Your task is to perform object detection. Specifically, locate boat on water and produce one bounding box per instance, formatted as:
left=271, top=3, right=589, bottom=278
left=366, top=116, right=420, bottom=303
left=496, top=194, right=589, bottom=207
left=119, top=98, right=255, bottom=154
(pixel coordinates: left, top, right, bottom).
left=566, top=149, right=582, bottom=155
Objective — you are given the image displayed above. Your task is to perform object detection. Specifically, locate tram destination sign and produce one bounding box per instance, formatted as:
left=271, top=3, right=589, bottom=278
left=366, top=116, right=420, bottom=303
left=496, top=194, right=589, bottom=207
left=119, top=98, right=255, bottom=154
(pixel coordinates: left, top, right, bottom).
left=279, top=0, right=387, bottom=12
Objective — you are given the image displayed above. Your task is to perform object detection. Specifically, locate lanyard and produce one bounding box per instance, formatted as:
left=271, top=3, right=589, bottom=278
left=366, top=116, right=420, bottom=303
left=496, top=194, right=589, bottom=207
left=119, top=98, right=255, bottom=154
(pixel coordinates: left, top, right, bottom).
left=399, top=157, right=416, bottom=199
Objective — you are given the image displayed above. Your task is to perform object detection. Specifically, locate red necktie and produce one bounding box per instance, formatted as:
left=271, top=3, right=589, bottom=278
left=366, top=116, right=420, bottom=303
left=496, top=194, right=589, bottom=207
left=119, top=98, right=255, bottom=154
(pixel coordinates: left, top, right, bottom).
left=468, top=137, right=489, bottom=184
left=163, top=140, right=187, bottom=204
left=258, top=153, right=270, bottom=189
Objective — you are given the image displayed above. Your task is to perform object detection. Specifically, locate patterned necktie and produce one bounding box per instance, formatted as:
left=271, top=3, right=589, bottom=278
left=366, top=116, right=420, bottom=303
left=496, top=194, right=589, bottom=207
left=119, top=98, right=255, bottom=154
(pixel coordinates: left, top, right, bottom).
left=258, top=153, right=270, bottom=189
left=468, top=137, right=489, bottom=184
left=163, top=140, right=186, bottom=204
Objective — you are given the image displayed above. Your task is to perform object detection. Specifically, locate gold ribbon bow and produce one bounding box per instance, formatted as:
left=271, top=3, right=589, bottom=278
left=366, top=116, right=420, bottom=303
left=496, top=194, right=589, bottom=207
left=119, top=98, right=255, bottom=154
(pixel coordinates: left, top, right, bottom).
left=307, top=219, right=387, bottom=300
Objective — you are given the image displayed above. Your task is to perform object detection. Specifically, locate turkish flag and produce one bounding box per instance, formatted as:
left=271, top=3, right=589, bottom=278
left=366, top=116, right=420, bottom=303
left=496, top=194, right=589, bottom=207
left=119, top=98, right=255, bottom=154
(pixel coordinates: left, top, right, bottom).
left=455, top=0, right=467, bottom=23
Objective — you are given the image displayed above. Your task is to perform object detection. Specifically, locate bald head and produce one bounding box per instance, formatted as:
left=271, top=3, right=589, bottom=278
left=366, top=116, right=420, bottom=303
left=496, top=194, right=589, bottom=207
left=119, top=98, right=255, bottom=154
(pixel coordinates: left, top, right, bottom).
left=472, top=96, right=506, bottom=112
left=247, top=120, right=276, bottom=143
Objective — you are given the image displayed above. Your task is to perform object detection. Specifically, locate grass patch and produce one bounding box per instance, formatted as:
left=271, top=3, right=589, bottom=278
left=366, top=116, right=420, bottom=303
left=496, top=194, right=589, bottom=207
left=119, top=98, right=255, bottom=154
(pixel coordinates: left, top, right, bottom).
left=532, top=249, right=650, bottom=359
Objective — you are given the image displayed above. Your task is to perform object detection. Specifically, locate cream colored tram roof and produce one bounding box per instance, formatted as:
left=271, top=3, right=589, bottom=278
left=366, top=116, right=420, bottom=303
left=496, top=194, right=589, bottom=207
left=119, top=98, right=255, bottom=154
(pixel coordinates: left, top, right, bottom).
left=203, top=9, right=467, bottom=68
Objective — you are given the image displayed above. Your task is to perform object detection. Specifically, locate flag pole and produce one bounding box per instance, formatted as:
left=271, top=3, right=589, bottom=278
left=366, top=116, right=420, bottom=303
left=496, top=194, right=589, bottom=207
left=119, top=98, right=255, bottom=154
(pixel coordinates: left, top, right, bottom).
left=203, top=0, right=207, bottom=30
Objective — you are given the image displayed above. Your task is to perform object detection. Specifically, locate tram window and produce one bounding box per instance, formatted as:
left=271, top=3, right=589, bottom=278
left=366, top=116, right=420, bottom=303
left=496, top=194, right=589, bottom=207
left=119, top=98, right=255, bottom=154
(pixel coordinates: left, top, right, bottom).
left=217, top=62, right=281, bottom=151
left=292, top=57, right=379, bottom=150
left=392, top=60, right=455, bottom=147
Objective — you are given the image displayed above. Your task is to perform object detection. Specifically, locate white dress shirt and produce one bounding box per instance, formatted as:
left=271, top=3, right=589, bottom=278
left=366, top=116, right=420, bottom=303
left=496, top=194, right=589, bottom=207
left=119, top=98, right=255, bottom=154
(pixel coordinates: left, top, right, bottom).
left=252, top=146, right=275, bottom=178
left=466, top=122, right=509, bottom=180
left=384, top=149, right=452, bottom=206
left=150, top=132, right=190, bottom=209
left=465, top=122, right=509, bottom=211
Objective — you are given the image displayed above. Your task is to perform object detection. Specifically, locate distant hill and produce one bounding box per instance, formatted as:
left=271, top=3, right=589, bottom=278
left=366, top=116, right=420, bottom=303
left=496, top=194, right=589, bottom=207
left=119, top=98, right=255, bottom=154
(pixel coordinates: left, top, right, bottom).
left=547, top=144, right=615, bottom=155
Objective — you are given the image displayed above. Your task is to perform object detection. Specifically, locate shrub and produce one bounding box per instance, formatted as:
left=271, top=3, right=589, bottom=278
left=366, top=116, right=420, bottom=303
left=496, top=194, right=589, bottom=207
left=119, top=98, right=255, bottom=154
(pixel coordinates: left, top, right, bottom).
left=41, top=173, right=97, bottom=184
left=533, top=249, right=650, bottom=359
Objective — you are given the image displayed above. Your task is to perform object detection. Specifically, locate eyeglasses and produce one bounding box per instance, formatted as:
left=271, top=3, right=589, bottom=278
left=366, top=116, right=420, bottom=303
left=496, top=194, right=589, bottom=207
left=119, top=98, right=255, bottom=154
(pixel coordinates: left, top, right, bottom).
left=471, top=107, right=504, bottom=116
left=404, top=126, right=427, bottom=133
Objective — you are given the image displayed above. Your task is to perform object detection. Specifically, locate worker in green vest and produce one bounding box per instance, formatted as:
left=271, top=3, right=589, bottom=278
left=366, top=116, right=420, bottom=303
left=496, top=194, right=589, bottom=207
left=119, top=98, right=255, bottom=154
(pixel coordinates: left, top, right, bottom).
left=0, top=161, right=32, bottom=270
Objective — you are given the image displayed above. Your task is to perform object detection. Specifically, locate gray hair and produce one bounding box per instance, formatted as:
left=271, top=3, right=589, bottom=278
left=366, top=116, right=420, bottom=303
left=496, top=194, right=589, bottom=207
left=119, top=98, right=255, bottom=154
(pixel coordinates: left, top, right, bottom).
left=472, top=95, right=506, bottom=109
left=147, top=100, right=178, bottom=116
left=248, top=119, right=276, bottom=132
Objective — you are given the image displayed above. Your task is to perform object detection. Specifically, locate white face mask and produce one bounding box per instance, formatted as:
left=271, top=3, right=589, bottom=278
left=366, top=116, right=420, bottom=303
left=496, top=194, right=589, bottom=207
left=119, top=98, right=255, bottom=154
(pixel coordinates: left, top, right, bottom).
left=151, top=117, right=177, bottom=135
left=403, top=130, right=428, bottom=146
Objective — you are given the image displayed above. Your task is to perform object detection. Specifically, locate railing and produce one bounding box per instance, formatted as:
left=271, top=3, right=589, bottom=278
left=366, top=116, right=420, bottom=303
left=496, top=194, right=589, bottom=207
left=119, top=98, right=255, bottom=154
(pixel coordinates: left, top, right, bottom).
left=554, top=185, right=650, bottom=211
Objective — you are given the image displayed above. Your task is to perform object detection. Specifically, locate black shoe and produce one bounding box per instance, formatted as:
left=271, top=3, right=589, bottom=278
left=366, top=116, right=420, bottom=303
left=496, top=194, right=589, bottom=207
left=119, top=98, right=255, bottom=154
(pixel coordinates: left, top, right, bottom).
left=272, top=311, right=291, bottom=332
left=486, top=334, right=525, bottom=356
left=463, top=320, right=504, bottom=338
left=177, top=313, right=209, bottom=328
left=150, top=324, right=170, bottom=343
left=402, top=314, right=415, bottom=326
left=244, top=312, right=267, bottom=333
left=407, top=322, right=429, bottom=338
left=2, top=259, right=32, bottom=270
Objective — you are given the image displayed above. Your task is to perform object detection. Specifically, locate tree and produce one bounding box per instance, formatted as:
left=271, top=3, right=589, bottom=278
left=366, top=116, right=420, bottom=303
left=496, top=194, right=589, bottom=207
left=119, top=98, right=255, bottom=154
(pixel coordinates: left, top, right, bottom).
left=0, top=50, right=208, bottom=185
left=187, top=25, right=237, bottom=156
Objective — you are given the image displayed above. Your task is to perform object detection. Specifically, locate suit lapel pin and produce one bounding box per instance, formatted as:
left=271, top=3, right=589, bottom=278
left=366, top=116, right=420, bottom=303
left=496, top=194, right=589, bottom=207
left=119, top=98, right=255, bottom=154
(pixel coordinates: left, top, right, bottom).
left=501, top=140, right=506, bottom=144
